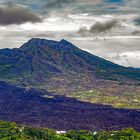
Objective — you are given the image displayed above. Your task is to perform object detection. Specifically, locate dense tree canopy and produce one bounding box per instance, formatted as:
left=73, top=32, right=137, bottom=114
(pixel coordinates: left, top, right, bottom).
left=0, top=121, right=140, bottom=140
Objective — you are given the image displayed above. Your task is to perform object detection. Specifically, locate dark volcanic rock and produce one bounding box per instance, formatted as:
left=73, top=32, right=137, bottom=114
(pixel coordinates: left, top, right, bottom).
left=0, top=81, right=140, bottom=131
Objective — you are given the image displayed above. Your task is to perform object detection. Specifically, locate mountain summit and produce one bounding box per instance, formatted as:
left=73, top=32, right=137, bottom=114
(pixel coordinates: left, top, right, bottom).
left=20, top=38, right=77, bottom=51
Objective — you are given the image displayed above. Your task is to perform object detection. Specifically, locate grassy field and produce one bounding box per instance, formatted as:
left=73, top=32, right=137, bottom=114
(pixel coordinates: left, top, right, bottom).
left=67, top=89, right=140, bottom=109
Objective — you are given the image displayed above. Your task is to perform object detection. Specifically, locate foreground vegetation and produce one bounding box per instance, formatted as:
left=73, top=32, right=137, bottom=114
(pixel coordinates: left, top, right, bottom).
left=0, top=121, right=140, bottom=140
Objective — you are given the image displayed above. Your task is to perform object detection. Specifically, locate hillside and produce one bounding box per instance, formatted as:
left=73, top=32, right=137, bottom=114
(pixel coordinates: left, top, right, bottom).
left=0, top=81, right=140, bottom=131
left=0, top=38, right=140, bottom=84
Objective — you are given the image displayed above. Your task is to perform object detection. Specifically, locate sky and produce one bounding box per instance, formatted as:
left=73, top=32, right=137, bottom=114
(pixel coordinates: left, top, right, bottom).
left=0, top=0, right=140, bottom=67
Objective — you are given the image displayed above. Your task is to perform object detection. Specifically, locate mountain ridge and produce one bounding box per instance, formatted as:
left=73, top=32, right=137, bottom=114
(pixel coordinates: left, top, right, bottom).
left=0, top=38, right=140, bottom=82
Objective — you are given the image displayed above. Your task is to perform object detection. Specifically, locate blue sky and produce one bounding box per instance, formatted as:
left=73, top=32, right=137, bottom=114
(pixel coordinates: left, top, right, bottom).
left=0, top=0, right=139, bottom=14
left=106, top=0, right=123, bottom=3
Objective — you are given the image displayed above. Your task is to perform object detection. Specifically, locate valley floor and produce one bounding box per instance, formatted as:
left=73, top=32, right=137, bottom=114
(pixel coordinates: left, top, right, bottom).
left=0, top=81, right=140, bottom=132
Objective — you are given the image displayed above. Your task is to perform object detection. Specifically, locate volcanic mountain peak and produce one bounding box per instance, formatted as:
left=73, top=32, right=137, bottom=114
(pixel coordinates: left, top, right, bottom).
left=0, top=38, right=140, bottom=89
left=20, top=38, right=76, bottom=52
left=58, top=39, right=77, bottom=49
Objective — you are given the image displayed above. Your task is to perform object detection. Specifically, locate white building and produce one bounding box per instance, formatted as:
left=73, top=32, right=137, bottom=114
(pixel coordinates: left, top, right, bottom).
left=56, top=130, right=66, bottom=134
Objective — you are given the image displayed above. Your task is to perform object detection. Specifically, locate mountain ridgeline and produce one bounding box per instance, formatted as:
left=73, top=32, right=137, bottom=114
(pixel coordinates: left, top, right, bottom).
left=0, top=38, right=140, bottom=88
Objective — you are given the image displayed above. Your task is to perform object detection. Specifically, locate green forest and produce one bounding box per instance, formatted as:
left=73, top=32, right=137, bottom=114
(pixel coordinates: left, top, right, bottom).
left=0, top=121, right=140, bottom=140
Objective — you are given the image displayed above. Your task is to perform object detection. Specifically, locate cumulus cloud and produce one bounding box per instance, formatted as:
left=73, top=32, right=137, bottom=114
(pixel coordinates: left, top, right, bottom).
left=111, top=51, right=140, bottom=67
left=45, top=0, right=75, bottom=9
left=44, top=0, right=103, bottom=16
left=0, top=4, right=42, bottom=25
left=5, top=0, right=140, bottom=16
left=78, top=19, right=119, bottom=35
left=133, top=17, right=140, bottom=26
left=45, top=0, right=102, bottom=9
left=132, top=30, right=140, bottom=35
left=78, top=27, right=88, bottom=35
left=90, top=19, right=118, bottom=33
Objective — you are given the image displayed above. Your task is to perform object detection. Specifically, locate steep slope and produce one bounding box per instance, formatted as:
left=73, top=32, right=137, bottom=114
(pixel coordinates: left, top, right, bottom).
left=0, top=38, right=140, bottom=85
left=0, top=81, right=140, bottom=131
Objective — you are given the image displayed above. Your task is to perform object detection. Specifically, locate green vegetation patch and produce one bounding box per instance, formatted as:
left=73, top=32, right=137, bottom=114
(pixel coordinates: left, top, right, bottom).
left=68, top=90, right=140, bottom=109
left=0, top=121, right=140, bottom=140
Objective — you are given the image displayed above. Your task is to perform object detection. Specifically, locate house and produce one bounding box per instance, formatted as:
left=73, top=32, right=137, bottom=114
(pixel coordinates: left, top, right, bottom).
left=56, top=131, right=66, bottom=134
